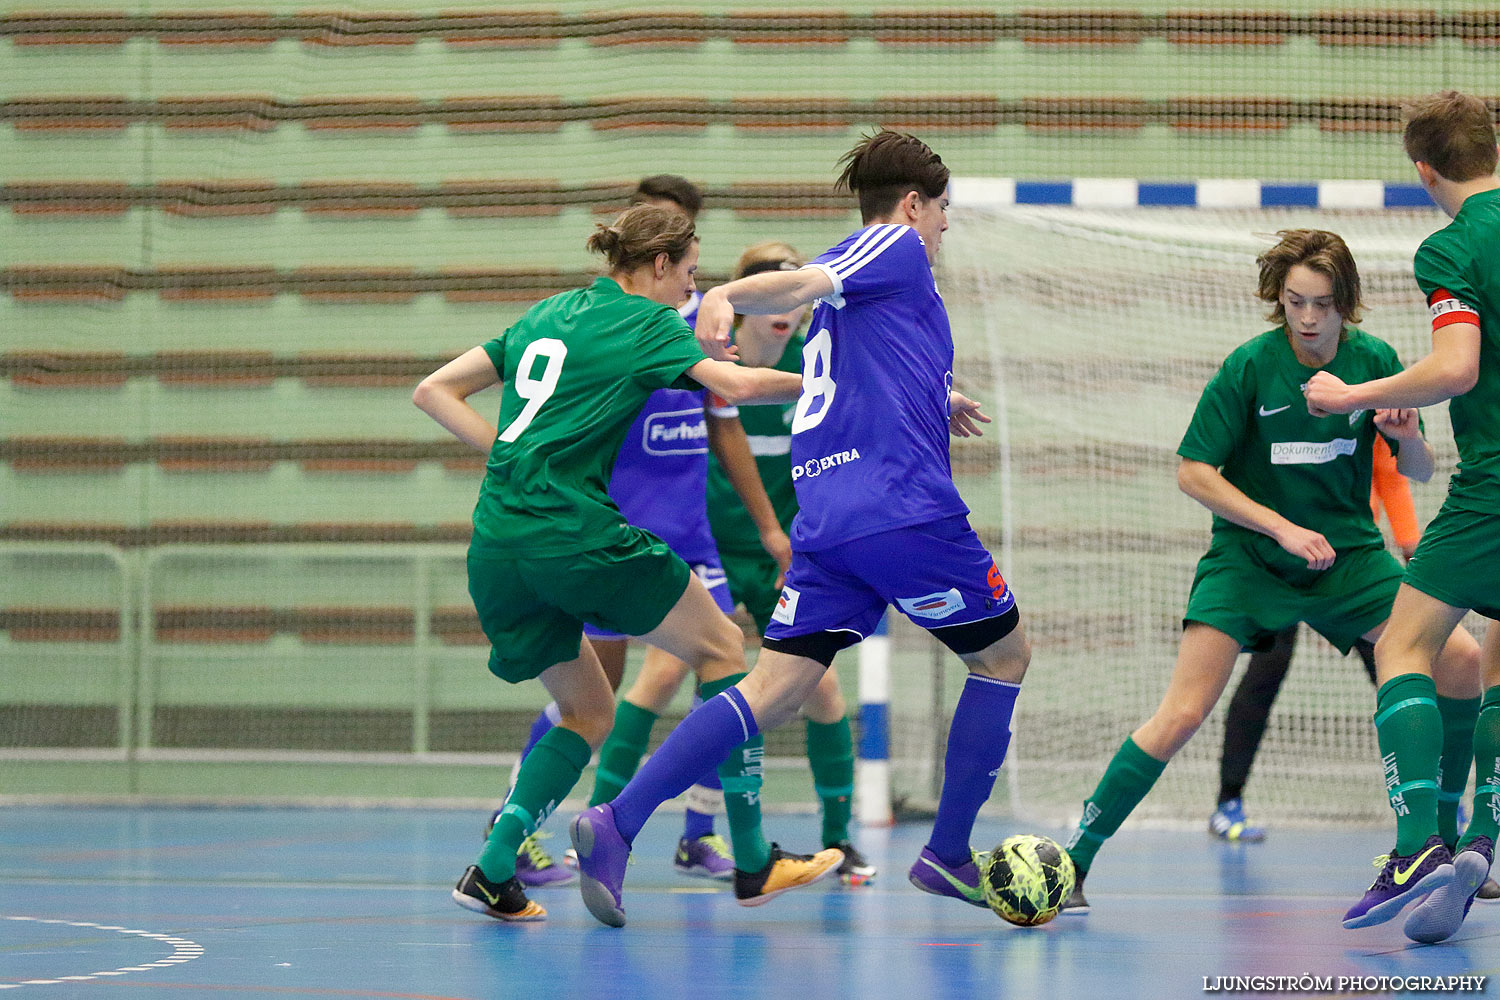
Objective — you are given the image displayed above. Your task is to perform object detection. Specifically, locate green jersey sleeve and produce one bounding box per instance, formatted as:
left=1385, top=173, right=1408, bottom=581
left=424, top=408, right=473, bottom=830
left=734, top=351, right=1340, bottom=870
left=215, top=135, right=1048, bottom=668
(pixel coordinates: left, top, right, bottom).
left=480, top=335, right=505, bottom=373
left=1414, top=235, right=1481, bottom=308
left=631, top=307, right=711, bottom=391
left=1178, top=352, right=1251, bottom=467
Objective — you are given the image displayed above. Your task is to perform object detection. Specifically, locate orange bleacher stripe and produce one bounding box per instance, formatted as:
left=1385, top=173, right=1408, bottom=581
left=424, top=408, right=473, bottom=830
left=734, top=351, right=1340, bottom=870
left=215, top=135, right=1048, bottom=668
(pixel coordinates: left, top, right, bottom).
left=155, top=352, right=276, bottom=387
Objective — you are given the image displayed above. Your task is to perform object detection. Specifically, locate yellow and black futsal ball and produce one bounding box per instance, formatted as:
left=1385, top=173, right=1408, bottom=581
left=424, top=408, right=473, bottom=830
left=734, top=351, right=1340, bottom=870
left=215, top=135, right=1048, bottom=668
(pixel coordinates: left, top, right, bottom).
left=982, top=834, right=1076, bottom=926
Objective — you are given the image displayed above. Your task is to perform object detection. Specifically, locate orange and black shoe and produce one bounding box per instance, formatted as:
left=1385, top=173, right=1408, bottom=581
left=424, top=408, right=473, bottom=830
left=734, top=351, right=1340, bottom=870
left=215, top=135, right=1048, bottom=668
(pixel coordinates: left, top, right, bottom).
left=452, top=865, right=546, bottom=922
left=733, top=843, right=844, bottom=907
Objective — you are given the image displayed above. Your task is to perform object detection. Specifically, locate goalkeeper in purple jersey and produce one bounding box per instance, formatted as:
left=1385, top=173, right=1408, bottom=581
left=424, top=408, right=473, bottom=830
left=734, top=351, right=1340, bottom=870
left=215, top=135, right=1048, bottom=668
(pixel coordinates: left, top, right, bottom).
left=569, top=131, right=1030, bottom=927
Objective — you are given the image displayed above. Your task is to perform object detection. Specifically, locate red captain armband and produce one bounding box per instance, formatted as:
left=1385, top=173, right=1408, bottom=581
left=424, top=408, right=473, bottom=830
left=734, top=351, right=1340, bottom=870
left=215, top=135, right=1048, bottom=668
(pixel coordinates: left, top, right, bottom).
left=1429, top=288, right=1481, bottom=331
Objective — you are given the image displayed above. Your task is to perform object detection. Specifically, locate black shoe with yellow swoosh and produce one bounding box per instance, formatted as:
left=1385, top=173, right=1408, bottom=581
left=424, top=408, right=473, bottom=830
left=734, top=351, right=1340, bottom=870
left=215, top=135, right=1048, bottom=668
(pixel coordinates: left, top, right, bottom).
left=453, top=865, right=546, bottom=922
left=1342, top=834, right=1454, bottom=929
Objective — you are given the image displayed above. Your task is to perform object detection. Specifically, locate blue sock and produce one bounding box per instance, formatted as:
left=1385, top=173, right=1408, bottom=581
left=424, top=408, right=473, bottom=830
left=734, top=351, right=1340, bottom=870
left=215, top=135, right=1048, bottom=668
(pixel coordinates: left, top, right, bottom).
left=521, top=702, right=560, bottom=759
left=611, top=688, right=759, bottom=844
left=927, top=675, right=1020, bottom=867
left=683, top=767, right=721, bottom=840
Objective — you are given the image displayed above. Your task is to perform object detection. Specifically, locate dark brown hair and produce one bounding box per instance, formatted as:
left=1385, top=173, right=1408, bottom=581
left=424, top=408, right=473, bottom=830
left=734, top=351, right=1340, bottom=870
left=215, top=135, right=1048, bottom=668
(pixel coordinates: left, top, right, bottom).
left=629, top=174, right=704, bottom=220
left=835, top=130, right=949, bottom=222
left=1403, top=91, right=1499, bottom=182
left=586, top=205, right=697, bottom=274
left=1256, top=229, right=1363, bottom=327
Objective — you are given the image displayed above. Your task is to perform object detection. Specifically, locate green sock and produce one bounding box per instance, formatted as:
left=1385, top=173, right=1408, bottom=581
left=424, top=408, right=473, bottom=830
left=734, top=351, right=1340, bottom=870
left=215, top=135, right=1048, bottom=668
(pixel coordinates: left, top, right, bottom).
left=807, top=717, right=855, bottom=847
left=701, top=673, right=770, bottom=873
left=1374, top=673, right=1442, bottom=855
left=478, top=726, right=591, bottom=883
left=1458, top=686, right=1500, bottom=851
left=588, top=700, right=657, bottom=806
left=1436, top=693, right=1481, bottom=848
left=1064, top=736, right=1167, bottom=876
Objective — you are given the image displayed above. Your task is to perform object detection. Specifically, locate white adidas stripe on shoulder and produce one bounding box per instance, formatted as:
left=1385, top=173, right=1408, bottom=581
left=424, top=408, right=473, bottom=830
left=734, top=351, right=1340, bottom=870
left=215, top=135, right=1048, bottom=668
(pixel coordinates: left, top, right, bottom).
left=824, top=224, right=908, bottom=279
left=829, top=225, right=908, bottom=283
left=819, top=224, right=897, bottom=273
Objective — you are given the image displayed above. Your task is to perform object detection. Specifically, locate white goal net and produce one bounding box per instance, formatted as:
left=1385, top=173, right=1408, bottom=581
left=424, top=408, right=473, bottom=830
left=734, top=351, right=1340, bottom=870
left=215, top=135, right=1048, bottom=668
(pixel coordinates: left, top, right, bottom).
left=881, top=198, right=1487, bottom=829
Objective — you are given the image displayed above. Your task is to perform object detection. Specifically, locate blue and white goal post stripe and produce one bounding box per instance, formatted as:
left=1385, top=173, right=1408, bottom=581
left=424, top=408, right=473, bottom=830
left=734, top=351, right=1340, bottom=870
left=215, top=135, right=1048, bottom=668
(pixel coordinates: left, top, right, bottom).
left=856, top=613, right=894, bottom=827
left=949, top=177, right=1435, bottom=210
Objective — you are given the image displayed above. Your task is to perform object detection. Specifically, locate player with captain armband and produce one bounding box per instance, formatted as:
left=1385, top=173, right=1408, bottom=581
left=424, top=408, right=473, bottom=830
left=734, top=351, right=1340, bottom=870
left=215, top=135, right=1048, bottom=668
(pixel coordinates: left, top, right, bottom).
left=1307, top=91, right=1500, bottom=944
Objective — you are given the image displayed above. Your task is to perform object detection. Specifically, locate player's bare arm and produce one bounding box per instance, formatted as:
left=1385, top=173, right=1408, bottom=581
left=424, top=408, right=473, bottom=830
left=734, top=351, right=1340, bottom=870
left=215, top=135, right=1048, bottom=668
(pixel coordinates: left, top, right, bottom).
left=1372, top=408, right=1435, bottom=483
left=413, top=346, right=502, bottom=453
left=1177, top=458, right=1336, bottom=570
left=705, top=410, right=792, bottom=572
left=687, top=358, right=802, bottom=406
left=948, top=391, right=992, bottom=438
left=696, top=269, right=835, bottom=360
left=1305, top=324, right=1481, bottom=415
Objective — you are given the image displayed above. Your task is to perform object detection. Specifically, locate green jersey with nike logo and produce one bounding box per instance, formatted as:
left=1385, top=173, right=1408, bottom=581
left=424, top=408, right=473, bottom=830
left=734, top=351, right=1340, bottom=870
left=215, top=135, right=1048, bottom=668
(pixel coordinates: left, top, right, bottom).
left=471, top=276, right=709, bottom=556
left=705, top=333, right=803, bottom=556
left=1177, top=328, right=1406, bottom=551
left=1413, top=187, right=1500, bottom=514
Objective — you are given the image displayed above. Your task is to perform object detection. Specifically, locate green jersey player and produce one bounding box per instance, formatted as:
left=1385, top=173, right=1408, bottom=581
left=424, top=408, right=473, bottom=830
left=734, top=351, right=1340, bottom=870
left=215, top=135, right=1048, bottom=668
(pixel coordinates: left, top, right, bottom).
left=1064, top=229, right=1481, bottom=916
left=414, top=204, right=835, bottom=922
left=705, top=244, right=807, bottom=636
left=1307, top=91, right=1500, bottom=943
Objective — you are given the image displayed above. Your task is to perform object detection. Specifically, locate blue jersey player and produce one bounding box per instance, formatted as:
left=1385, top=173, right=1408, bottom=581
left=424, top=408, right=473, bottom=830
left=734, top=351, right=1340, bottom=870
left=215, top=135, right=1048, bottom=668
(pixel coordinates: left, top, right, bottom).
left=584, top=243, right=879, bottom=889
left=570, top=131, right=1032, bottom=927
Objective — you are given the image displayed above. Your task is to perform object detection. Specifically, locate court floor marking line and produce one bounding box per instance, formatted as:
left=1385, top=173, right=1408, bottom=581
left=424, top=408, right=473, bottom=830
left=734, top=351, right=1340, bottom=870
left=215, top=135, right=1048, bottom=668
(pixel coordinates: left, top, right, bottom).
left=0, top=916, right=203, bottom=990
left=51, top=984, right=474, bottom=998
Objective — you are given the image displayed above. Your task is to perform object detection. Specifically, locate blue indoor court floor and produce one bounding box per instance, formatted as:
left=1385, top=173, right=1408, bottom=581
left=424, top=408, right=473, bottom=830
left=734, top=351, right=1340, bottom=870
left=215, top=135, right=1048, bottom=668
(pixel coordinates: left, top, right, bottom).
left=2, top=805, right=1496, bottom=999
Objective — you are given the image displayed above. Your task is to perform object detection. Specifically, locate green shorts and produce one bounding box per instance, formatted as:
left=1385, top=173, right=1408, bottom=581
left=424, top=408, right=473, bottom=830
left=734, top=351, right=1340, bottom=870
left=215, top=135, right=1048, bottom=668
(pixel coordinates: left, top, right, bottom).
left=721, top=547, right=783, bottom=634
left=1183, top=533, right=1403, bottom=654
left=1404, top=501, right=1500, bottom=620
left=467, top=528, right=691, bottom=683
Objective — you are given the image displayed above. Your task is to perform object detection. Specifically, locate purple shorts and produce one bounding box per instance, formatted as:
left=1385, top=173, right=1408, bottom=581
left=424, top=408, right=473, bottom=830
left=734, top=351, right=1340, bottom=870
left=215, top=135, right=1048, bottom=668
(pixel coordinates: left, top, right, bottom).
left=583, top=557, right=735, bottom=641
left=763, top=515, right=1016, bottom=642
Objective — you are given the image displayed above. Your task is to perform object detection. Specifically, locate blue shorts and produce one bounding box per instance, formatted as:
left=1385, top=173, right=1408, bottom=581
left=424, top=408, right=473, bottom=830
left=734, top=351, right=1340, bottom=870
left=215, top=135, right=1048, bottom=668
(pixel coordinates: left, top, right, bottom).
left=583, top=557, right=735, bottom=641
left=763, top=515, right=1017, bottom=642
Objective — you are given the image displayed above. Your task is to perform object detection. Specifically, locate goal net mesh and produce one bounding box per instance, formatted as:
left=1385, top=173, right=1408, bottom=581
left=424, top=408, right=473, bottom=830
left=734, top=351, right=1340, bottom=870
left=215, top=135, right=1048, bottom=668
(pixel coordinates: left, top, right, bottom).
left=877, top=202, right=1488, bottom=828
